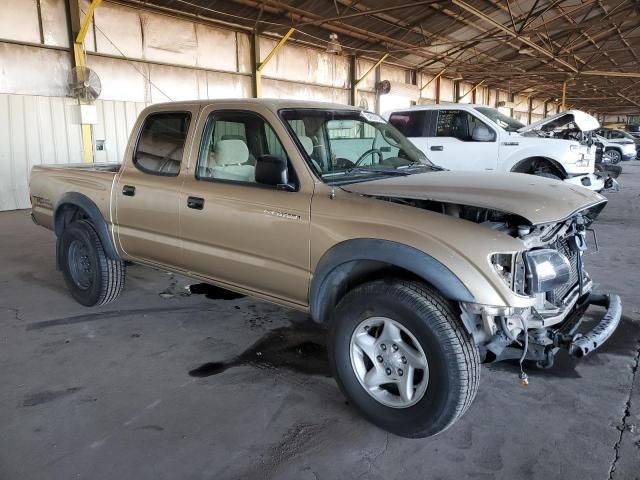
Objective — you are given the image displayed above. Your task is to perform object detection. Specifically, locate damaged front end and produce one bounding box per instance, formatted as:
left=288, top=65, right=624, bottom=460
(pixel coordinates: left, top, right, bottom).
left=459, top=204, right=621, bottom=368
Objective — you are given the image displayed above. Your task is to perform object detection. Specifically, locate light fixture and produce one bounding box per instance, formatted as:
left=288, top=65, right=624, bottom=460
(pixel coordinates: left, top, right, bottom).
left=326, top=33, right=342, bottom=54
left=452, top=76, right=463, bottom=81
left=518, top=47, right=535, bottom=55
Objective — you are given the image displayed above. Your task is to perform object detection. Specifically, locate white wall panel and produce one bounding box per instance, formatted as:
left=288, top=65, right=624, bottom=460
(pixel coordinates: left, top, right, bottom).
left=95, top=2, right=143, bottom=58
left=262, top=79, right=348, bottom=104
left=0, top=44, right=71, bottom=96
left=196, top=24, right=237, bottom=72
left=141, top=11, right=197, bottom=66
left=259, top=38, right=349, bottom=88
left=236, top=32, right=252, bottom=74
left=0, top=94, right=82, bottom=211
left=206, top=72, right=251, bottom=99
left=93, top=99, right=147, bottom=164
left=440, top=78, right=454, bottom=102
left=0, top=0, right=40, bottom=43
left=356, top=59, right=376, bottom=91
left=41, top=0, right=70, bottom=47
left=87, top=56, right=149, bottom=102
left=380, top=65, right=407, bottom=84
left=148, top=64, right=200, bottom=102
left=419, top=73, right=436, bottom=102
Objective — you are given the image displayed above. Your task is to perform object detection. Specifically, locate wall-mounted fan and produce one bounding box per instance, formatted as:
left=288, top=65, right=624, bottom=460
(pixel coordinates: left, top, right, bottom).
left=68, top=66, right=102, bottom=102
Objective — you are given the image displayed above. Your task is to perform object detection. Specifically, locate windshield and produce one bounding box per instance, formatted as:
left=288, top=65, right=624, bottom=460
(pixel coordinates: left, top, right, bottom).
left=474, top=107, right=524, bottom=132
left=279, top=108, right=434, bottom=183
left=614, top=130, right=636, bottom=140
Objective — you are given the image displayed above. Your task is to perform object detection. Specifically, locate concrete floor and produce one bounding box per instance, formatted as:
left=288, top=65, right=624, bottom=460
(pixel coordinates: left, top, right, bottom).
left=1, top=165, right=639, bottom=480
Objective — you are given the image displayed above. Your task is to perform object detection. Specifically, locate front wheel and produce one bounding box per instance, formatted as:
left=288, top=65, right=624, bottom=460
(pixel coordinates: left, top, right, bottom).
left=604, top=149, right=622, bottom=164
left=328, top=280, right=480, bottom=438
left=60, top=220, right=126, bottom=306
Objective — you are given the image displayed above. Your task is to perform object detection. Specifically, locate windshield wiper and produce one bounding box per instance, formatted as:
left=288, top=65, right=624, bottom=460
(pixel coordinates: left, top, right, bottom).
left=344, top=167, right=411, bottom=176
left=400, top=162, right=445, bottom=172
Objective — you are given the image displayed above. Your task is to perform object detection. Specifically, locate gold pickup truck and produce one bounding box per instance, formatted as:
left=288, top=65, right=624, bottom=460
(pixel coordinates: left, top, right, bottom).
left=30, top=99, right=621, bottom=438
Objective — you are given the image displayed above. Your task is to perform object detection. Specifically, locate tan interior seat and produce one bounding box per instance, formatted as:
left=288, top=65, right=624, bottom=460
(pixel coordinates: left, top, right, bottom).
left=208, top=139, right=255, bottom=182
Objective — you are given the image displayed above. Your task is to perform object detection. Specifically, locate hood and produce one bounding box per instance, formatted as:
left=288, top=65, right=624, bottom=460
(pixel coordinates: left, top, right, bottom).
left=342, top=171, right=606, bottom=225
left=518, top=110, right=600, bottom=133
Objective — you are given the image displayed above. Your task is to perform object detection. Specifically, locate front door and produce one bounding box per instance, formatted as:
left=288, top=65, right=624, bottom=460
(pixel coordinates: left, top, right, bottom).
left=179, top=107, right=312, bottom=306
left=426, top=109, right=499, bottom=171
left=115, top=108, right=197, bottom=267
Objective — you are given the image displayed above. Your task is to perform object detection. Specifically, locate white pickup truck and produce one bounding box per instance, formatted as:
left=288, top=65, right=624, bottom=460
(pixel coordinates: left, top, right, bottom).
left=385, top=105, right=608, bottom=191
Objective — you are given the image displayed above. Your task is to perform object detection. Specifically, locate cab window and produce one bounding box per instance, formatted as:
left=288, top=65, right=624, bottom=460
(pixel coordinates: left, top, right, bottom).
left=388, top=111, right=426, bottom=137
left=134, top=112, right=191, bottom=176
left=197, top=111, right=291, bottom=185
left=435, top=110, right=493, bottom=141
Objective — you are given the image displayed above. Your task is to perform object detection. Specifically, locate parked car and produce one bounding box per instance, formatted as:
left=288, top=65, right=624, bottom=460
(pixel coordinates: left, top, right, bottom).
left=385, top=106, right=606, bottom=191
left=594, top=128, right=639, bottom=161
left=30, top=100, right=621, bottom=438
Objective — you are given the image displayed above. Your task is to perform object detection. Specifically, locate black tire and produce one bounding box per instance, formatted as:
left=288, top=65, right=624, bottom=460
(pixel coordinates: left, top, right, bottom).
left=328, top=280, right=480, bottom=438
left=59, top=219, right=125, bottom=306
left=604, top=149, right=621, bottom=164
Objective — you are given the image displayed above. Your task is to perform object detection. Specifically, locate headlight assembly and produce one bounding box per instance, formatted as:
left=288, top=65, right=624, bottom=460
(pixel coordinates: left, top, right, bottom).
left=523, top=249, right=571, bottom=294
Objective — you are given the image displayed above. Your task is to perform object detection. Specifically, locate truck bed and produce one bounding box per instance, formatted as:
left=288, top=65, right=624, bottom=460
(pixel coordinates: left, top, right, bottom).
left=30, top=163, right=121, bottom=230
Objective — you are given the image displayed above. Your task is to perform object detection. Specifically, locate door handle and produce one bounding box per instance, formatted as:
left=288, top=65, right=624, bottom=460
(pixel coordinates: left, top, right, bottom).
left=430, top=146, right=444, bottom=151
left=122, top=185, right=136, bottom=196
left=187, top=196, right=204, bottom=210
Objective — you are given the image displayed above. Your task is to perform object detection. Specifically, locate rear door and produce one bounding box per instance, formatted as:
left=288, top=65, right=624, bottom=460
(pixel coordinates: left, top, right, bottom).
left=178, top=105, right=312, bottom=306
left=115, top=107, right=198, bottom=267
left=427, top=109, right=499, bottom=171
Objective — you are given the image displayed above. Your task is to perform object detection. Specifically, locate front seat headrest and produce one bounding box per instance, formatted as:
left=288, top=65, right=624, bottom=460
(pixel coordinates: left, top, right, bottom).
left=215, top=139, right=249, bottom=166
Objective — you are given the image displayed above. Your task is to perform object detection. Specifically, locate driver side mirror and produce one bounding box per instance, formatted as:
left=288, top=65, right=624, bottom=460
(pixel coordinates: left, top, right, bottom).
left=472, top=125, right=496, bottom=142
left=255, top=154, right=295, bottom=191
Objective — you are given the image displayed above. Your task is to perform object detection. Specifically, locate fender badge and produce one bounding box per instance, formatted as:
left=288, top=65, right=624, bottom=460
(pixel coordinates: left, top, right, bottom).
left=263, top=209, right=301, bottom=221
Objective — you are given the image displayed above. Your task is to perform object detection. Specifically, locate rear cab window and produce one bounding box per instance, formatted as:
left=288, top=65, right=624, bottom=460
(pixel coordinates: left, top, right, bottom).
left=388, top=111, right=427, bottom=137
left=134, top=112, right=191, bottom=176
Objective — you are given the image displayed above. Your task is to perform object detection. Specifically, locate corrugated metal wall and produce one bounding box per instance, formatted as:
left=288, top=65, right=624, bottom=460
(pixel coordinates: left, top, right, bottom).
left=94, top=100, right=148, bottom=164
left=0, top=94, right=147, bottom=210
left=0, top=94, right=82, bottom=211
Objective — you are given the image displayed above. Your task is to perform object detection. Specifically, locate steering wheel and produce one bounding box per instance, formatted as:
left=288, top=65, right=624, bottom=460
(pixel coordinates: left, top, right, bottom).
left=354, top=148, right=384, bottom=167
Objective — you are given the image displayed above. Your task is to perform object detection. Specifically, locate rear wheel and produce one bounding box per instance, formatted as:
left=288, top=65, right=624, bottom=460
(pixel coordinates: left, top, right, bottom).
left=328, top=279, right=480, bottom=438
left=60, top=220, right=125, bottom=306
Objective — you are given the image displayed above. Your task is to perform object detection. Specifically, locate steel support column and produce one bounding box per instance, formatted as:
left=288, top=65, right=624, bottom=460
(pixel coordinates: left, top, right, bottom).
left=350, top=55, right=357, bottom=106
left=68, top=0, right=102, bottom=163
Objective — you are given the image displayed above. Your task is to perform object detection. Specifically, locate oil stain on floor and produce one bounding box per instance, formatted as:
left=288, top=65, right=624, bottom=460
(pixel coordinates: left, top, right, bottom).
left=189, top=322, right=330, bottom=378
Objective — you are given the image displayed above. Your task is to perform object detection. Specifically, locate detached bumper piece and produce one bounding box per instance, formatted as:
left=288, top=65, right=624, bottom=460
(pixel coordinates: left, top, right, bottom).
left=568, top=294, right=622, bottom=358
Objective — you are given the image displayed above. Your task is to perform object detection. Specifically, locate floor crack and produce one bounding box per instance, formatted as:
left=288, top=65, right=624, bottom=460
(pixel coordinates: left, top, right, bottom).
left=608, top=339, right=640, bottom=480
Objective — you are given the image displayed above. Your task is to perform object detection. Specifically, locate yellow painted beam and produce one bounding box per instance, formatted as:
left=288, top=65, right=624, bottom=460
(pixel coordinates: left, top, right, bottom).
left=76, top=0, right=102, bottom=44
left=73, top=0, right=102, bottom=163
left=254, top=27, right=295, bottom=97
left=561, top=79, right=567, bottom=111
left=257, top=27, right=295, bottom=73
left=457, top=80, right=485, bottom=101
left=354, top=53, right=389, bottom=90
left=420, top=69, right=445, bottom=92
